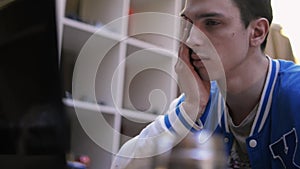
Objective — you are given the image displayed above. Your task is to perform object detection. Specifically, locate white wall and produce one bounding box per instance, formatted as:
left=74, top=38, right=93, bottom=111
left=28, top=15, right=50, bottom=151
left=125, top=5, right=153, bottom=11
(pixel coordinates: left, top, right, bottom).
left=272, top=0, right=300, bottom=63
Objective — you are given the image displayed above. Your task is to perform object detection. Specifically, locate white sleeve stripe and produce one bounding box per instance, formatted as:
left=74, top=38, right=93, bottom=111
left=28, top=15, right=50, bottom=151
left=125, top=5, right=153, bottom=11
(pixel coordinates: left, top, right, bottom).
left=163, top=99, right=203, bottom=136
left=178, top=104, right=203, bottom=131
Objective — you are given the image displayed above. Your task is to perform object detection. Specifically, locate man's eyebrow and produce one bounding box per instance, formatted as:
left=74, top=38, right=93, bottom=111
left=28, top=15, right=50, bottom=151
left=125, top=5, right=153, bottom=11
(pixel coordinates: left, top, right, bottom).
left=196, top=12, right=224, bottom=18
left=180, top=12, right=224, bottom=19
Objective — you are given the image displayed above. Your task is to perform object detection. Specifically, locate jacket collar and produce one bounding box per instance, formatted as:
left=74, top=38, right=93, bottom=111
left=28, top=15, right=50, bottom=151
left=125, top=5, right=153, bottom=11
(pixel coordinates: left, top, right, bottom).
left=220, top=57, right=280, bottom=136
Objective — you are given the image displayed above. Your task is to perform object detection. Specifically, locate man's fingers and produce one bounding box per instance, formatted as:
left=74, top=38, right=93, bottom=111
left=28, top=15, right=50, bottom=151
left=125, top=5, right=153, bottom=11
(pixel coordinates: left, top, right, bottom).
left=179, top=43, right=190, bottom=61
left=176, top=44, right=192, bottom=75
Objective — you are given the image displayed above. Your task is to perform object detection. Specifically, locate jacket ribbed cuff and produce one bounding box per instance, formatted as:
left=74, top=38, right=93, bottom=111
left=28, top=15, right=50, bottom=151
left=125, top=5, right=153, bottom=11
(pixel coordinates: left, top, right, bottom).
left=164, top=95, right=203, bottom=136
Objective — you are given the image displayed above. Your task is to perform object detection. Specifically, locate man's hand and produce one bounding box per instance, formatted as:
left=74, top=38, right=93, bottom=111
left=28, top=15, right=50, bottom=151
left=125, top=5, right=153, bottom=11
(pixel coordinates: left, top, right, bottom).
left=175, top=20, right=211, bottom=122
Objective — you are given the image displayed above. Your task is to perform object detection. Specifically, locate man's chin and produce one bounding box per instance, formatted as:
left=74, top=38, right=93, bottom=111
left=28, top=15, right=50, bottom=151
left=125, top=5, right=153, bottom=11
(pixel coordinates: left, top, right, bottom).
left=197, top=67, right=224, bottom=82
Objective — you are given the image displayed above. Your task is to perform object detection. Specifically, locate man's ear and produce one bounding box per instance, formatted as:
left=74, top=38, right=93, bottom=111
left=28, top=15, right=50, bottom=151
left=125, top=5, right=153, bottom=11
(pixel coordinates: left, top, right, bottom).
left=249, top=18, right=269, bottom=47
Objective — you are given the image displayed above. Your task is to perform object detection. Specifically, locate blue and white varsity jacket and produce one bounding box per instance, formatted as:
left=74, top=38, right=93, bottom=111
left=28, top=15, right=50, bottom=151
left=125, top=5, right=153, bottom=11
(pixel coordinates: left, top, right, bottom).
left=111, top=58, right=300, bottom=169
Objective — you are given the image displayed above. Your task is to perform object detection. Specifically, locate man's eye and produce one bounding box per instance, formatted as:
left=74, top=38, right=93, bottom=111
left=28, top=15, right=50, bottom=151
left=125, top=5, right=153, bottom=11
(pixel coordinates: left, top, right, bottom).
left=205, top=20, right=220, bottom=26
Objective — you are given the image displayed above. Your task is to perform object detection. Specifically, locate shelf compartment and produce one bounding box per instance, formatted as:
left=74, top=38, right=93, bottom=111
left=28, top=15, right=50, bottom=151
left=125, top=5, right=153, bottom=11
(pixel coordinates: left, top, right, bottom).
left=65, top=0, right=125, bottom=34
left=127, top=0, right=183, bottom=51
left=128, top=12, right=178, bottom=52
left=122, top=44, right=177, bottom=115
left=65, top=105, right=116, bottom=169
left=61, top=25, right=123, bottom=107
left=130, top=0, right=178, bottom=14
left=61, top=25, right=91, bottom=96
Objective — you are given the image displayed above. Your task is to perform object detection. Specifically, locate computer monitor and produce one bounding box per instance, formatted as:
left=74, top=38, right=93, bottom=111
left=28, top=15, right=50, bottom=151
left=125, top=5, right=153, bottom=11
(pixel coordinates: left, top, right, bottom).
left=0, top=0, right=69, bottom=161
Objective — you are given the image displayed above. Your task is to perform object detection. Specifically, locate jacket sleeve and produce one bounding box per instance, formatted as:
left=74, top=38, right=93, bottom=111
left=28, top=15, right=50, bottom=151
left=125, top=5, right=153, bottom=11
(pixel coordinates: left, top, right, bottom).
left=110, top=94, right=205, bottom=169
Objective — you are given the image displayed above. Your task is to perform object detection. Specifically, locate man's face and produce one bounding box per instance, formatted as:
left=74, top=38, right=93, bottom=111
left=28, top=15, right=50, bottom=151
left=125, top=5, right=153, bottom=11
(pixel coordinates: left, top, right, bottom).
left=181, top=0, right=251, bottom=80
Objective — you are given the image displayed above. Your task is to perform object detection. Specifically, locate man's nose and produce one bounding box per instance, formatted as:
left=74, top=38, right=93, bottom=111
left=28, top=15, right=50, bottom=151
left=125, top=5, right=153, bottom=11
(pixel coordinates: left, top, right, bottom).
left=186, top=25, right=205, bottom=48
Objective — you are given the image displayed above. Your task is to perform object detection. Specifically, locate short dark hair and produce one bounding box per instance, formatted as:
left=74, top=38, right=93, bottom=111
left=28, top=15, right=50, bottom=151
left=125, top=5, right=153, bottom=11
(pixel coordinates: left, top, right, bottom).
left=231, top=0, right=273, bottom=51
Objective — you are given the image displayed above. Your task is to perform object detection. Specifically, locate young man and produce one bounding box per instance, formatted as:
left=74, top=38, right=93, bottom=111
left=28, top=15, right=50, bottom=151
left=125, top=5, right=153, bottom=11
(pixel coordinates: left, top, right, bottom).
left=112, top=0, right=300, bottom=168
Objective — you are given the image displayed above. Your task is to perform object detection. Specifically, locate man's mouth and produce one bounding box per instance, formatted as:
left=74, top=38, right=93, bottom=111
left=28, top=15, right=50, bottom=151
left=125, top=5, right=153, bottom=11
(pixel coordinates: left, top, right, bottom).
left=190, top=52, right=206, bottom=69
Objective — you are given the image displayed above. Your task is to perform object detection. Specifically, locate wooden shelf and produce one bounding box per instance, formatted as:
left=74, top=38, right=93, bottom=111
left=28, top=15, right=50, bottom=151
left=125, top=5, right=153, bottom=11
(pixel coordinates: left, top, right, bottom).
left=63, top=98, right=116, bottom=115
left=63, top=17, right=123, bottom=41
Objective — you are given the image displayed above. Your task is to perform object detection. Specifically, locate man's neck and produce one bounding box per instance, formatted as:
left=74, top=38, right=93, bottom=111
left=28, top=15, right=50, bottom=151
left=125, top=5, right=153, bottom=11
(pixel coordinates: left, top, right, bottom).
left=225, top=53, right=269, bottom=125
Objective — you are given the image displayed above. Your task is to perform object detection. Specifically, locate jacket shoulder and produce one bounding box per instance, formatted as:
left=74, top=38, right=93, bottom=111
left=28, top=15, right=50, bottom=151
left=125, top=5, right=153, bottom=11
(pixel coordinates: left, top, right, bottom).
left=276, top=60, right=300, bottom=100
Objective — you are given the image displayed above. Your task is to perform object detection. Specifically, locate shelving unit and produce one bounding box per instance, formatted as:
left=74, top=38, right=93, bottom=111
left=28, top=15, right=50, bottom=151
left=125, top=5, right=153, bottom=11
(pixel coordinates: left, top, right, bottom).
left=123, top=45, right=177, bottom=114
left=58, top=0, right=184, bottom=168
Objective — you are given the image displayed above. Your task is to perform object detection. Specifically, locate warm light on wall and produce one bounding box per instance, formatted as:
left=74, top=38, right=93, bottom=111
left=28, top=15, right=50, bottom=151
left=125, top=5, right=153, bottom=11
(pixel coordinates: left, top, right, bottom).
left=272, top=0, right=300, bottom=63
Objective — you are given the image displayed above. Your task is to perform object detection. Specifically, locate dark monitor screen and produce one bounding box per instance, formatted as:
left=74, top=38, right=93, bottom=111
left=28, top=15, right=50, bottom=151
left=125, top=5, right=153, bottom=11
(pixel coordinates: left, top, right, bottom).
left=0, top=0, right=69, bottom=160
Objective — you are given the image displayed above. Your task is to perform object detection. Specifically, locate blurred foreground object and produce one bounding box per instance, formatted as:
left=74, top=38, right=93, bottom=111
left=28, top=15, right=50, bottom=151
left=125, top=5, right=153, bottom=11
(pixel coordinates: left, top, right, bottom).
left=125, top=131, right=227, bottom=169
